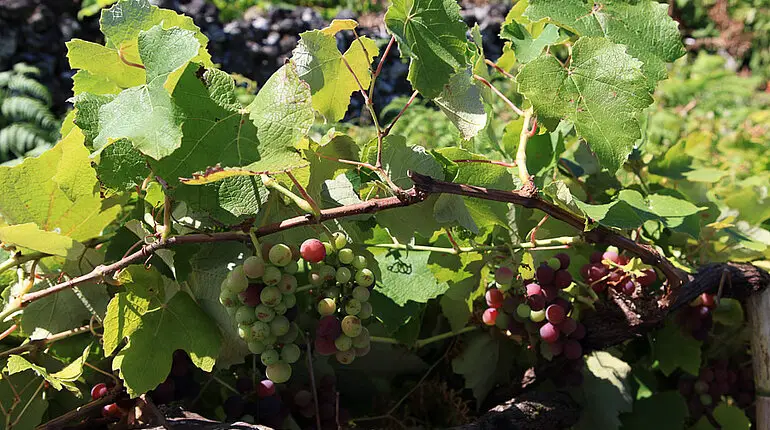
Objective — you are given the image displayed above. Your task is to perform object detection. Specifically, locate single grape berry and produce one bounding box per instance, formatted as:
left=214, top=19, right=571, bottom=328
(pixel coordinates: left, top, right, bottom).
left=319, top=265, right=336, bottom=281
left=516, top=303, right=531, bottom=319
left=91, top=383, right=108, bottom=400
left=341, top=315, right=363, bottom=337
left=273, top=302, right=287, bottom=316
left=637, top=269, right=657, bottom=287
left=530, top=309, right=546, bottom=323
left=355, top=268, right=375, bottom=287
left=553, top=270, right=573, bottom=289
left=526, top=283, right=542, bottom=297
left=280, top=344, right=301, bottom=364
left=547, top=257, right=561, bottom=270
left=256, top=379, right=275, bottom=398
left=482, top=308, right=498, bottom=326
left=494, top=266, right=514, bottom=285
left=345, top=298, right=362, bottom=316
left=352, top=286, right=370, bottom=302
left=355, top=345, right=371, bottom=357
left=318, top=316, right=342, bottom=338
left=338, top=248, right=355, bottom=265
left=335, top=349, right=356, bottom=365
left=352, top=255, right=368, bottom=270
left=261, top=349, right=280, bottom=366
left=301, top=239, right=326, bottom=263
left=563, top=340, right=582, bottom=360
left=559, top=317, right=577, bottom=336
left=528, top=294, right=546, bottom=311
left=359, top=301, right=373, bottom=319
left=219, top=289, right=239, bottom=308
left=536, top=264, right=555, bottom=284
left=265, top=362, right=292, bottom=384
left=335, top=335, right=353, bottom=352
left=545, top=304, right=566, bottom=325
left=336, top=267, right=352, bottom=284
left=317, top=298, right=337, bottom=316
left=352, top=327, right=370, bottom=349
left=243, top=256, right=265, bottom=278
left=227, top=266, right=249, bottom=293
left=260, top=286, right=282, bottom=307
left=282, top=293, right=296, bottom=308
left=279, top=323, right=299, bottom=343
left=602, top=250, right=619, bottom=264
left=539, top=323, right=560, bottom=343
left=248, top=340, right=266, bottom=354
left=262, top=266, right=282, bottom=286
left=235, top=306, right=256, bottom=325
left=278, top=274, right=297, bottom=294
left=332, top=232, right=348, bottom=249
left=270, top=315, right=290, bottom=336
left=102, top=403, right=121, bottom=419
left=485, top=288, right=504, bottom=308
left=268, top=244, right=293, bottom=267
left=251, top=321, right=271, bottom=341
left=554, top=253, right=570, bottom=270
left=315, top=336, right=337, bottom=356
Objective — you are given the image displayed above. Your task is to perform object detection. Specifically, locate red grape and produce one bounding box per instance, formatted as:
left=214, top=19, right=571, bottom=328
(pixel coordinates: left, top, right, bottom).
left=588, top=264, right=608, bottom=281
left=238, top=284, right=263, bottom=307
left=546, top=304, right=566, bottom=324
left=494, top=266, right=514, bottom=285
left=542, top=286, right=559, bottom=302
left=549, top=341, right=564, bottom=356
left=700, top=293, right=716, bottom=309
left=482, top=308, right=498, bottom=326
left=602, top=251, right=619, bottom=264
left=300, top=239, right=326, bottom=263
left=536, top=264, right=555, bottom=284
left=317, top=316, right=342, bottom=339
left=622, top=280, right=636, bottom=295
left=553, top=270, right=572, bottom=289
left=314, top=336, right=337, bottom=356
left=637, top=269, right=657, bottom=287
left=590, top=251, right=603, bottom=263
left=101, top=403, right=121, bottom=418
left=571, top=323, right=586, bottom=340
left=257, top=379, right=276, bottom=398
left=559, top=317, right=577, bottom=335
left=539, top=322, right=560, bottom=343
left=485, top=288, right=504, bottom=308
left=525, top=283, right=542, bottom=297
left=528, top=294, right=545, bottom=311
left=91, top=383, right=108, bottom=400
left=579, top=264, right=591, bottom=280
left=564, top=340, right=583, bottom=360
left=554, top=253, right=570, bottom=269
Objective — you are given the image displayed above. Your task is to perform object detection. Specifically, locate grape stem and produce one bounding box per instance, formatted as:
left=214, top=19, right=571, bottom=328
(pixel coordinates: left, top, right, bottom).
left=382, top=90, right=419, bottom=138
left=284, top=170, right=321, bottom=217
left=516, top=107, right=536, bottom=187
left=371, top=326, right=478, bottom=349
left=260, top=174, right=316, bottom=214
left=305, top=333, right=323, bottom=430
left=484, top=58, right=516, bottom=79
left=473, top=74, right=524, bottom=116
left=367, top=236, right=579, bottom=255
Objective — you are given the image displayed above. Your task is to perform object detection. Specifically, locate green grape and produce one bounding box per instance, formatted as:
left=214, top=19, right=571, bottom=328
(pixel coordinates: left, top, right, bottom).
left=260, top=286, right=283, bottom=307
left=226, top=306, right=238, bottom=317
left=219, top=289, right=239, bottom=308
left=352, top=255, right=367, bottom=270
left=352, top=286, right=370, bottom=302
left=269, top=244, right=293, bottom=266
left=335, top=349, right=355, bottom=365
left=530, top=309, right=546, bottom=323
left=341, top=315, right=362, bottom=337
left=336, top=267, right=352, bottom=284
left=280, top=344, right=301, bottom=364
left=282, top=293, right=296, bottom=308
left=338, top=248, right=355, bottom=264
left=317, top=298, right=336, bottom=316
left=235, top=306, right=256, bottom=325
left=261, top=349, right=280, bottom=366
left=228, top=266, right=249, bottom=293
left=516, top=303, right=531, bottom=319
left=255, top=304, right=275, bottom=322
left=273, top=302, right=287, bottom=315
left=251, top=321, right=271, bottom=341
left=263, top=266, right=282, bottom=286
left=248, top=340, right=266, bottom=354
left=271, top=315, right=290, bottom=336
left=319, top=265, right=336, bottom=281
left=359, top=302, right=373, bottom=319
left=352, top=327, right=370, bottom=349
left=238, top=324, right=252, bottom=340
left=495, top=312, right=510, bottom=329
left=323, top=242, right=334, bottom=255
left=332, top=232, right=348, bottom=249
left=309, top=270, right=324, bottom=286
left=334, top=335, right=353, bottom=352
left=355, top=268, right=374, bottom=287
left=263, top=334, right=278, bottom=346
left=279, top=323, right=299, bottom=344
left=355, top=345, right=371, bottom=357
left=278, top=274, right=297, bottom=294
left=345, top=298, right=362, bottom=316
left=243, top=256, right=265, bottom=278
left=283, top=260, right=299, bottom=275
left=266, top=361, right=292, bottom=383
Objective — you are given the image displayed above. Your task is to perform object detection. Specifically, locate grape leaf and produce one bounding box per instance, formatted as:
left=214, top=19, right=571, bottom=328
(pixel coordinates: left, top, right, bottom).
left=575, top=189, right=704, bottom=230
left=517, top=37, right=654, bottom=173
left=619, top=391, right=689, bottom=430
left=7, top=344, right=91, bottom=394
left=95, top=138, right=149, bottom=192
left=452, top=331, right=516, bottom=405
left=433, top=69, right=487, bottom=140
left=368, top=291, right=423, bottom=333
left=0, top=223, right=85, bottom=259
left=577, top=351, right=633, bottom=430
left=66, top=40, right=145, bottom=95
left=434, top=194, right=479, bottom=234
left=293, top=26, right=378, bottom=122
left=370, top=247, right=449, bottom=306
left=0, top=128, right=121, bottom=242
left=0, top=371, right=48, bottom=430
left=304, top=133, right=361, bottom=202
left=500, top=20, right=561, bottom=64
left=321, top=174, right=365, bottom=209
left=713, top=402, right=751, bottom=430
left=652, top=321, right=701, bottom=376
left=525, top=0, right=686, bottom=85
left=385, top=0, right=469, bottom=99
left=174, top=176, right=270, bottom=226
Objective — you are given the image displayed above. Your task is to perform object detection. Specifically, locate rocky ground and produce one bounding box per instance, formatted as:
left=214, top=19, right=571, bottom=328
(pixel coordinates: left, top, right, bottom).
left=0, top=0, right=509, bottom=115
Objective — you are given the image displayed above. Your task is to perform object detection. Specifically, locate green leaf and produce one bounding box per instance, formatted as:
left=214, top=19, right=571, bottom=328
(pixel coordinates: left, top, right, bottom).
left=0, top=371, right=48, bottom=430
left=712, top=402, right=751, bottom=430
left=653, top=321, right=701, bottom=376
left=7, top=345, right=91, bottom=394
left=434, top=194, right=479, bottom=234
left=95, top=138, right=149, bottom=191
left=111, top=289, right=221, bottom=396
left=368, top=290, right=423, bottom=333
left=577, top=351, right=633, bottom=430
left=620, top=391, right=689, bottom=430
left=433, top=69, right=487, bottom=140
left=575, top=189, right=704, bottom=230
left=451, top=331, right=515, bottom=405
left=92, top=25, right=199, bottom=160
left=173, top=176, right=270, bottom=226
left=525, top=0, right=686, bottom=85
left=517, top=37, right=654, bottom=173
left=0, top=223, right=85, bottom=258
left=440, top=272, right=482, bottom=332
left=321, top=174, right=365, bottom=209
left=370, top=248, right=449, bottom=306
left=385, top=0, right=469, bottom=99
left=648, top=139, right=693, bottom=180
left=0, top=128, right=121, bottom=242
left=712, top=298, right=744, bottom=327
left=293, top=27, right=378, bottom=122
left=500, top=22, right=561, bottom=64
left=66, top=40, right=145, bottom=95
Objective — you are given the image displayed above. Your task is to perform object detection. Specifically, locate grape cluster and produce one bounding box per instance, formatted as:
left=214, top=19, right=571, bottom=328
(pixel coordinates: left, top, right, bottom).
left=150, top=350, right=201, bottom=405
left=305, top=232, right=374, bottom=365
left=90, top=381, right=123, bottom=420
left=287, top=375, right=350, bottom=429
left=222, top=377, right=287, bottom=428
left=219, top=244, right=302, bottom=384
left=482, top=254, right=586, bottom=366
left=676, top=292, right=717, bottom=341
left=579, top=247, right=657, bottom=295
left=678, top=359, right=755, bottom=422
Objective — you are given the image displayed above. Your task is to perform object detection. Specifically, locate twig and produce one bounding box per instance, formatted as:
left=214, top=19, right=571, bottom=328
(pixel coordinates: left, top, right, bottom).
left=368, top=237, right=579, bottom=255
left=306, top=334, right=322, bottom=430
left=473, top=74, right=524, bottom=116
left=517, top=108, right=535, bottom=187
left=371, top=326, right=479, bottom=348
left=453, top=159, right=516, bottom=168
left=340, top=55, right=382, bottom=137
left=529, top=214, right=550, bottom=245
left=161, top=195, right=172, bottom=240
left=484, top=58, right=515, bottom=79
left=373, top=36, right=395, bottom=84
left=312, top=152, right=403, bottom=194
left=0, top=324, right=19, bottom=342
left=0, top=324, right=96, bottom=359
left=284, top=170, right=321, bottom=217
left=36, top=382, right=123, bottom=429
left=117, top=48, right=145, bottom=70
left=382, top=90, right=419, bottom=138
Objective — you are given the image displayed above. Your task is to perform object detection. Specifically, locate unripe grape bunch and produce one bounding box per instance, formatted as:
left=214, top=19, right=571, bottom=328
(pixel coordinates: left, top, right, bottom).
left=304, top=232, right=374, bottom=365
left=219, top=244, right=302, bottom=385
left=579, top=246, right=657, bottom=296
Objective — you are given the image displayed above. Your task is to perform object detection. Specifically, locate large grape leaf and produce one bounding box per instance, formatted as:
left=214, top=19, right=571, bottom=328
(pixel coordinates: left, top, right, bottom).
left=0, top=223, right=84, bottom=259
left=174, top=176, right=270, bottom=226
left=525, top=0, right=685, bottom=85
left=293, top=25, right=378, bottom=122
left=0, top=128, right=120, bottom=242
left=620, top=391, right=689, bottom=430
left=0, top=371, right=48, bottom=430
left=577, top=351, right=633, bottom=430
left=433, top=69, right=487, bottom=140
left=575, top=189, right=704, bottom=230
left=66, top=40, right=145, bottom=95
left=516, top=37, right=654, bottom=173
left=369, top=247, right=449, bottom=306
left=500, top=2, right=562, bottom=65
left=652, top=321, right=701, bottom=376
left=385, top=0, right=469, bottom=99
left=452, top=331, right=516, bottom=405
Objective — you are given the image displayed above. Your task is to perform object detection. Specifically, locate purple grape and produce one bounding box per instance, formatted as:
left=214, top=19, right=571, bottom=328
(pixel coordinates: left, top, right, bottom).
left=554, top=253, right=570, bottom=269
left=528, top=294, right=546, bottom=311
left=239, top=284, right=264, bottom=307
left=554, top=270, right=573, bottom=289
left=564, top=340, right=583, bottom=360
left=540, top=323, right=560, bottom=343
left=536, top=264, right=555, bottom=284
left=546, top=304, right=566, bottom=324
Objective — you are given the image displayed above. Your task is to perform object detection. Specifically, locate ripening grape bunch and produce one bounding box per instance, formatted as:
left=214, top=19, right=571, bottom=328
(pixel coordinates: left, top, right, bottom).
left=676, top=292, right=718, bottom=341
left=579, top=246, right=657, bottom=295
left=219, top=244, right=302, bottom=384
left=304, top=232, right=374, bottom=365
left=287, top=375, right=351, bottom=429
left=678, top=358, right=755, bottom=423
left=482, top=253, right=587, bottom=366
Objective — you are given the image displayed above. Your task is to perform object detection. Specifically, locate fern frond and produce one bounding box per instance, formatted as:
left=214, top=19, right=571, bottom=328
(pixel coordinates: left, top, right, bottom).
left=12, top=63, right=41, bottom=76
left=0, top=123, right=54, bottom=161
left=6, top=75, right=52, bottom=105
left=1, top=97, right=59, bottom=130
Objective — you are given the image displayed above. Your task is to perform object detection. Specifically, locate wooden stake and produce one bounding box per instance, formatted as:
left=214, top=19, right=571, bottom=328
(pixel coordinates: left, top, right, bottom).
left=748, top=282, right=770, bottom=429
